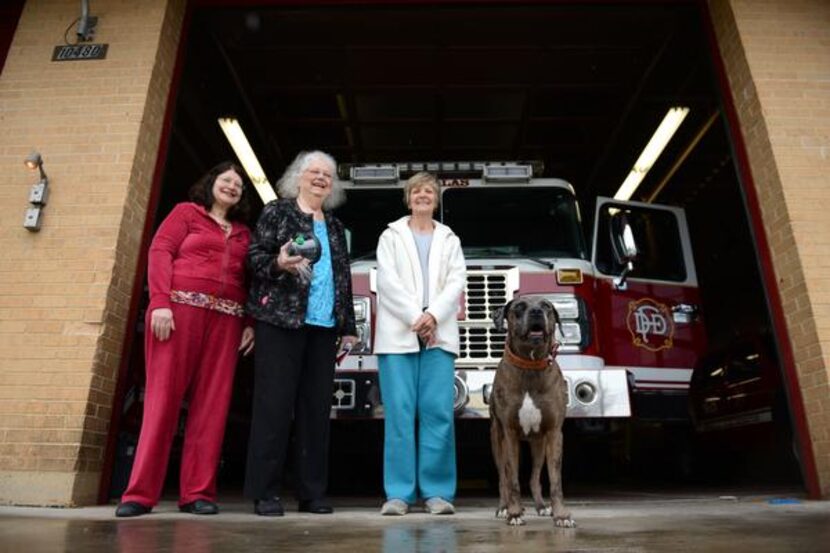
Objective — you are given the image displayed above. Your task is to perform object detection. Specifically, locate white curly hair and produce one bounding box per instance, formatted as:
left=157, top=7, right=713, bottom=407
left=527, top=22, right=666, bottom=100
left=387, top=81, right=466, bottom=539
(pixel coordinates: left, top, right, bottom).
left=276, top=150, right=345, bottom=210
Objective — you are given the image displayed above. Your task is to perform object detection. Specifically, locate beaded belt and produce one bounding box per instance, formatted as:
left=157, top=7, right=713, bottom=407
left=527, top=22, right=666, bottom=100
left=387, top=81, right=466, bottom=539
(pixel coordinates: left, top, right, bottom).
left=170, top=290, right=245, bottom=317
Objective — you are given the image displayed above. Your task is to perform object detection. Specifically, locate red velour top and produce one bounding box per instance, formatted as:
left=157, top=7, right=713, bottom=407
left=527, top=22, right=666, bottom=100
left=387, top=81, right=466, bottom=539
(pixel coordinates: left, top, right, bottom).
left=147, top=202, right=251, bottom=313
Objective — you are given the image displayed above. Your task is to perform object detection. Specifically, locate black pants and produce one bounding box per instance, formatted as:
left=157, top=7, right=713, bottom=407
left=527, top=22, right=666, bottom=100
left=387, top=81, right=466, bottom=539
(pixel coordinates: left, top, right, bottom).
left=244, top=322, right=338, bottom=501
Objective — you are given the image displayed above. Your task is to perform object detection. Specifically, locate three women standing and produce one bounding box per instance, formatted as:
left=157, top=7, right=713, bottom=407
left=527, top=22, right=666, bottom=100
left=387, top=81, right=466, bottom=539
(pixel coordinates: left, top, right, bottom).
left=374, top=172, right=466, bottom=516
left=116, top=157, right=463, bottom=518
left=244, top=151, right=357, bottom=516
left=116, top=162, right=254, bottom=517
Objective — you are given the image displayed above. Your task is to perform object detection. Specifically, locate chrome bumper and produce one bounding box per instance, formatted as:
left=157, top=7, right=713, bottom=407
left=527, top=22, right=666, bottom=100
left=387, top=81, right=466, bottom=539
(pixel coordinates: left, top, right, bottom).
left=334, top=354, right=631, bottom=419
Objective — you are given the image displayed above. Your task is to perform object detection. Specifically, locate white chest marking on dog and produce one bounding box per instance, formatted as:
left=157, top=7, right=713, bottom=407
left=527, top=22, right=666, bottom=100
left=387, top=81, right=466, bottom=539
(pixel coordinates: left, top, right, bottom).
left=518, top=393, right=542, bottom=436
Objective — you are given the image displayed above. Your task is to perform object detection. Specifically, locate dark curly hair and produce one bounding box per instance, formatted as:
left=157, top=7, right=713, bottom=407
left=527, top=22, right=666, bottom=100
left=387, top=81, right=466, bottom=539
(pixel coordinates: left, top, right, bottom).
left=188, top=161, right=251, bottom=222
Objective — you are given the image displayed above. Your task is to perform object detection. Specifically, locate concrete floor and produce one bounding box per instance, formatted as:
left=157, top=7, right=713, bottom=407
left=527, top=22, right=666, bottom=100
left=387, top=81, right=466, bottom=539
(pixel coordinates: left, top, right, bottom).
left=2, top=490, right=829, bottom=553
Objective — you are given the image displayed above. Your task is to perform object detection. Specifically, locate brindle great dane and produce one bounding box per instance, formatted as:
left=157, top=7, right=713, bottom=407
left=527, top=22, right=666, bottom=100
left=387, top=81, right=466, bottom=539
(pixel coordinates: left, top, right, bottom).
left=490, top=297, right=574, bottom=527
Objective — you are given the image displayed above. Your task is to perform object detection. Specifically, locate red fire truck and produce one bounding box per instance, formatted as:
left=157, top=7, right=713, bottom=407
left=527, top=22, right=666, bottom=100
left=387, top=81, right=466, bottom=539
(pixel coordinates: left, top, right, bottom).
left=332, top=162, right=706, bottom=422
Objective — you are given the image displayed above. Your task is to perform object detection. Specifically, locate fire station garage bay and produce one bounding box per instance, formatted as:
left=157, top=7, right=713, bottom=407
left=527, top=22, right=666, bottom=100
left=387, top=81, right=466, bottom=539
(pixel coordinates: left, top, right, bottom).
left=2, top=0, right=828, bottom=506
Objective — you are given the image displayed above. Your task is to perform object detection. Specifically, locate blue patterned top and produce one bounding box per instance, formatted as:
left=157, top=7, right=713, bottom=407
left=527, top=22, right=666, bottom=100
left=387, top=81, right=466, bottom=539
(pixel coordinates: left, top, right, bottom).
left=304, top=220, right=336, bottom=327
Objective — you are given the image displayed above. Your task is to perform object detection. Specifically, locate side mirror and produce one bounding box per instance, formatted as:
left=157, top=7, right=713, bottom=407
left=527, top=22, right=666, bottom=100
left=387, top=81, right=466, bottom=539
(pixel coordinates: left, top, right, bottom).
left=609, top=211, right=638, bottom=290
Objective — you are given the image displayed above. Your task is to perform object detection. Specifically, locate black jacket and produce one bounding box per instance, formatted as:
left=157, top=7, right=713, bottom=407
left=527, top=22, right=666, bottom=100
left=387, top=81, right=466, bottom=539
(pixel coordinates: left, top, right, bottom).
left=246, top=198, right=356, bottom=336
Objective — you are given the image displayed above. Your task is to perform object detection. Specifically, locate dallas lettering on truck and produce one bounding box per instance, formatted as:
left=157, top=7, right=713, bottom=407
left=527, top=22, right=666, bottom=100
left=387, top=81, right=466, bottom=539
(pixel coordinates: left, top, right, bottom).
left=331, top=161, right=706, bottom=423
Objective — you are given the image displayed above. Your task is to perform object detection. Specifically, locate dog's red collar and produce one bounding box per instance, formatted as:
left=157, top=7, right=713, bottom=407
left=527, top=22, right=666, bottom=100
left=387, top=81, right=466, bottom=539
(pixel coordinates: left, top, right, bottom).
left=503, top=344, right=551, bottom=371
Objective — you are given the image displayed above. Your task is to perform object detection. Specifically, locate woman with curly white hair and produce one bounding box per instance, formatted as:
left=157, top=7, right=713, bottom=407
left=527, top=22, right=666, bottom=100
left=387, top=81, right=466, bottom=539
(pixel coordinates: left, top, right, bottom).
left=244, top=150, right=357, bottom=516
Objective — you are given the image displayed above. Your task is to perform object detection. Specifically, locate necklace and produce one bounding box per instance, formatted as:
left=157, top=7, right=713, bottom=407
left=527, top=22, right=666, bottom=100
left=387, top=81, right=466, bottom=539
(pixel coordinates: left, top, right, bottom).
left=209, top=212, right=231, bottom=234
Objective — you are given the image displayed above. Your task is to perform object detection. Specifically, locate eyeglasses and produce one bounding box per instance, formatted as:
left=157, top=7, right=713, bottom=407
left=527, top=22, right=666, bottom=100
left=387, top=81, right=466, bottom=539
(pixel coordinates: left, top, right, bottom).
left=305, top=168, right=334, bottom=181
left=219, top=175, right=244, bottom=189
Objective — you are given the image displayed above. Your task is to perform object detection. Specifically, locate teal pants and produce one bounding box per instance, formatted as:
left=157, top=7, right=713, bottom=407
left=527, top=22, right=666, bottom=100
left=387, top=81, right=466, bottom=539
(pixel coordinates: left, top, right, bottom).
left=378, top=348, right=457, bottom=504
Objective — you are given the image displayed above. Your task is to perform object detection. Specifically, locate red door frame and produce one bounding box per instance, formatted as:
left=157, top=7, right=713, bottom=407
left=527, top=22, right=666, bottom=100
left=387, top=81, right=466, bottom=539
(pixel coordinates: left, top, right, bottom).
left=99, top=0, right=821, bottom=503
left=0, top=0, right=24, bottom=74
left=699, top=2, right=819, bottom=498
left=96, top=2, right=197, bottom=504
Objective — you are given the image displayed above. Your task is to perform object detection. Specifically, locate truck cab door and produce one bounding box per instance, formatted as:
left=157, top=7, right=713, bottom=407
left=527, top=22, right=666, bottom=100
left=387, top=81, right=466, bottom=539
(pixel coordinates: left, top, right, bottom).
left=591, top=197, right=706, bottom=420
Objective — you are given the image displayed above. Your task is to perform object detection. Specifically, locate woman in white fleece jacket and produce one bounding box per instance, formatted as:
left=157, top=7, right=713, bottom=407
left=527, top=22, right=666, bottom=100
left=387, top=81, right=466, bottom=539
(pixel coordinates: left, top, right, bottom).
left=374, top=172, right=466, bottom=516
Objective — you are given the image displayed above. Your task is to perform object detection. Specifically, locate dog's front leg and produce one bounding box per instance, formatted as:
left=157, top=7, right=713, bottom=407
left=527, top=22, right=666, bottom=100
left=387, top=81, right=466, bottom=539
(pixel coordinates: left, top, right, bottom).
left=529, top=439, right=551, bottom=516
left=490, top=418, right=508, bottom=518
left=502, top=431, right=524, bottom=526
left=546, top=427, right=575, bottom=527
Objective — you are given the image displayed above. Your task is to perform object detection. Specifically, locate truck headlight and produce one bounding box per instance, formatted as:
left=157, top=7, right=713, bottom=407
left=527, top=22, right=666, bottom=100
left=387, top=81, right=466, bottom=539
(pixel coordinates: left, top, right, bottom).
left=551, top=297, right=579, bottom=320
left=556, top=322, right=582, bottom=345
left=352, top=296, right=372, bottom=354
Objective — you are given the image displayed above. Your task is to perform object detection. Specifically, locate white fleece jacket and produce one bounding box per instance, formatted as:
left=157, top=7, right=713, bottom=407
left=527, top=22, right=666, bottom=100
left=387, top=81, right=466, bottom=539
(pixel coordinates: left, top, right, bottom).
left=374, top=216, right=467, bottom=356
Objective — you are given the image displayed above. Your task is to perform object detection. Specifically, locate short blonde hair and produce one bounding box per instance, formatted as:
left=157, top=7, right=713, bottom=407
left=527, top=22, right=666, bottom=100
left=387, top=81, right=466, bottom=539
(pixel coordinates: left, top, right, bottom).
left=403, top=171, right=440, bottom=210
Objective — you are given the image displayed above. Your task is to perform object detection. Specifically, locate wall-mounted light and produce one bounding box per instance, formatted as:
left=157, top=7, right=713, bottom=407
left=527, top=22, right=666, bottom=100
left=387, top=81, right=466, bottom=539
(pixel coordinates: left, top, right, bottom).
left=218, top=117, right=277, bottom=204
left=76, top=0, right=98, bottom=42
left=23, top=151, right=49, bottom=232
left=614, top=106, right=690, bottom=202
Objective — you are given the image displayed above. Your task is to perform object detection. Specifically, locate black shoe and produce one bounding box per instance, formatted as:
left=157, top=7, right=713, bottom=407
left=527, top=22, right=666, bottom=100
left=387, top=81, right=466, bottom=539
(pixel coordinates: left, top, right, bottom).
left=254, top=497, right=284, bottom=516
left=298, top=499, right=333, bottom=514
left=115, top=501, right=152, bottom=518
left=179, top=499, right=219, bottom=515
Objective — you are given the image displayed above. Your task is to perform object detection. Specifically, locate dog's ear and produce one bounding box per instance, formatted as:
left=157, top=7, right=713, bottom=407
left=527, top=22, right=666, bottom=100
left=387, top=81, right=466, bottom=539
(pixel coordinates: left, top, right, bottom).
left=550, top=304, right=561, bottom=339
left=491, top=300, right=513, bottom=332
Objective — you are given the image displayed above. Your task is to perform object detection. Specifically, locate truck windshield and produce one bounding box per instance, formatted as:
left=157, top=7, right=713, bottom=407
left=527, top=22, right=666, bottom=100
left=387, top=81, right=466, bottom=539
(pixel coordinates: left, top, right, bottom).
left=336, top=185, right=587, bottom=261
left=442, top=187, right=588, bottom=260
left=335, top=189, right=408, bottom=260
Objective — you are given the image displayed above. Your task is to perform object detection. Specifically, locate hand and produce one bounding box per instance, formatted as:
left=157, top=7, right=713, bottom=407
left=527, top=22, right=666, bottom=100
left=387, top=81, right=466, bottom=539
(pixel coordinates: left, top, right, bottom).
left=150, top=308, right=175, bottom=341
left=339, top=335, right=359, bottom=352
left=239, top=326, right=255, bottom=356
left=411, top=312, right=437, bottom=336
left=276, top=240, right=310, bottom=276
left=418, top=328, right=437, bottom=346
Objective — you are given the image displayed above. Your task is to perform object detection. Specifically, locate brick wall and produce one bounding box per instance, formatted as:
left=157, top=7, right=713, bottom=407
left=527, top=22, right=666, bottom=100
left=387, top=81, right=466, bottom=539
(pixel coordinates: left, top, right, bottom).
left=0, top=0, right=184, bottom=506
left=709, top=0, right=830, bottom=496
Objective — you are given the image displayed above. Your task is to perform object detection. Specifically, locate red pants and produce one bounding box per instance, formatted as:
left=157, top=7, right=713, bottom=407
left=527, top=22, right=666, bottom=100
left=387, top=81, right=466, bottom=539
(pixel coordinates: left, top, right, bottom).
left=121, top=303, right=243, bottom=507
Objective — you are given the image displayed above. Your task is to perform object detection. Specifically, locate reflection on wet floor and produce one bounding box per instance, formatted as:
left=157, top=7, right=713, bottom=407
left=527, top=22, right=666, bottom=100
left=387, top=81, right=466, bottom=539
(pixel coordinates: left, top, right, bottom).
left=2, top=495, right=830, bottom=553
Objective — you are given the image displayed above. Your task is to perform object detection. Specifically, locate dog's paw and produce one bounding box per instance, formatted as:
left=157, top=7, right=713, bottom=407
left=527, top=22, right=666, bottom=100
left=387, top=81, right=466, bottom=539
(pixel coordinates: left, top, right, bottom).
left=536, top=505, right=552, bottom=516
left=553, top=516, right=576, bottom=528
left=495, top=507, right=507, bottom=519
left=507, top=514, right=525, bottom=526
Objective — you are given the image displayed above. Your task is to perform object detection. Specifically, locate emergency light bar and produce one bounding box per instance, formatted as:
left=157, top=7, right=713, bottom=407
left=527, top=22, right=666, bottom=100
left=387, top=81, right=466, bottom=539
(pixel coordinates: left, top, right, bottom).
left=341, top=160, right=544, bottom=182
left=350, top=165, right=399, bottom=184
left=482, top=164, right=533, bottom=183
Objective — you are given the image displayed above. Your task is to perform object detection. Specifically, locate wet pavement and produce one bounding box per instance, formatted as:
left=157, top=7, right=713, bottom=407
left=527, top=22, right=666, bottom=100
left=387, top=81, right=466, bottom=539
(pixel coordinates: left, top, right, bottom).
left=2, top=490, right=830, bottom=552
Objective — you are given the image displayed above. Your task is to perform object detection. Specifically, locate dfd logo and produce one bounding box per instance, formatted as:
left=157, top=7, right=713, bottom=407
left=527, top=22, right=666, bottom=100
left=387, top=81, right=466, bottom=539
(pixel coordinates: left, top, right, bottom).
left=626, top=298, right=674, bottom=352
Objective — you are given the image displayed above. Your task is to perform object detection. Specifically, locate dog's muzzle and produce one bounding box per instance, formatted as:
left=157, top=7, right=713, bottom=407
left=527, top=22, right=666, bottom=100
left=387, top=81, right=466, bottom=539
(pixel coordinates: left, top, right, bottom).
left=524, top=311, right=550, bottom=344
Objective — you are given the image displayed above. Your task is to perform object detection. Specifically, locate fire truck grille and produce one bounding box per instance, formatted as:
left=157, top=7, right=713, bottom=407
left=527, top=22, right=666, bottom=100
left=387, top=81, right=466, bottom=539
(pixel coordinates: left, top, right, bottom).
left=458, top=325, right=507, bottom=362
left=465, top=273, right=509, bottom=320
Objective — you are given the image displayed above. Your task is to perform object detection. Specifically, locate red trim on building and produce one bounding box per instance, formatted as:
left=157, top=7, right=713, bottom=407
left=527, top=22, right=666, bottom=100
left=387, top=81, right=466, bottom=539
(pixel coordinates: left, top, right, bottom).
left=0, top=0, right=24, bottom=74
left=699, top=0, right=820, bottom=499
left=98, top=3, right=198, bottom=505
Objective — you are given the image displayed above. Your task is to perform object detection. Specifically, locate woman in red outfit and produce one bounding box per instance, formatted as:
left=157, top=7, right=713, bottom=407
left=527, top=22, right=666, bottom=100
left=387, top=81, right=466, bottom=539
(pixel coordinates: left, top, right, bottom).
left=116, top=162, right=254, bottom=517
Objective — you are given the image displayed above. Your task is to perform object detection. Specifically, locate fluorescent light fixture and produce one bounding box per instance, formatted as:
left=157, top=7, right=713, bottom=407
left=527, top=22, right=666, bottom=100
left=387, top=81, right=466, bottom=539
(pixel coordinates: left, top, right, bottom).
left=217, top=117, right=277, bottom=204
left=614, top=106, right=690, bottom=201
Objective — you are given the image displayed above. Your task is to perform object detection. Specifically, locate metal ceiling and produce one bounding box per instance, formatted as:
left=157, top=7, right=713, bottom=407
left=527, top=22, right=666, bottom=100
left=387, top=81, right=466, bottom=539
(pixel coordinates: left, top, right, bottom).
left=165, top=2, right=729, bottom=209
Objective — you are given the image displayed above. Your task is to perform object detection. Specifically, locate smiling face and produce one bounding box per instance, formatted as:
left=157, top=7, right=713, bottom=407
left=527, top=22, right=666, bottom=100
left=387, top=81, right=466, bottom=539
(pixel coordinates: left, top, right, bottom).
left=298, top=155, right=335, bottom=203
left=211, top=168, right=244, bottom=210
left=407, top=182, right=438, bottom=217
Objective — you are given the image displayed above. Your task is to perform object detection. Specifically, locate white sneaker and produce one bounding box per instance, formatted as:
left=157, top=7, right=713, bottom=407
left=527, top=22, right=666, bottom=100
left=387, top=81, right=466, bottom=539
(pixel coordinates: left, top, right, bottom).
left=425, top=497, right=455, bottom=515
left=380, top=499, right=409, bottom=516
